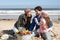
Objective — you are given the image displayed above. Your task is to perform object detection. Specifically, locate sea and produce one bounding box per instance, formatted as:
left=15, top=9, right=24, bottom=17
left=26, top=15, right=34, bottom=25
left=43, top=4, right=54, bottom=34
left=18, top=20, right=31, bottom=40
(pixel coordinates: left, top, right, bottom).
left=0, top=10, right=59, bottom=20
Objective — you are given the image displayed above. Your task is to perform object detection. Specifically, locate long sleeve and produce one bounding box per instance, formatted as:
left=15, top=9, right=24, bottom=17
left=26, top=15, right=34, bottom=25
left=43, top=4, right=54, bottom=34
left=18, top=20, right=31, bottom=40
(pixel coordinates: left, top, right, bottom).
left=13, top=26, right=19, bottom=33
left=35, top=18, right=39, bottom=24
left=40, top=18, right=47, bottom=29
left=13, top=15, right=23, bottom=33
left=14, top=15, right=22, bottom=29
left=29, top=18, right=36, bottom=31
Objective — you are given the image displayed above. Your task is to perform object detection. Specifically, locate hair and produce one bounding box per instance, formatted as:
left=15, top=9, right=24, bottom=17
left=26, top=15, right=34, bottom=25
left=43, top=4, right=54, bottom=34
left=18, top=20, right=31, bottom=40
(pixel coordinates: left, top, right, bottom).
left=44, top=16, right=50, bottom=28
left=34, top=6, right=42, bottom=11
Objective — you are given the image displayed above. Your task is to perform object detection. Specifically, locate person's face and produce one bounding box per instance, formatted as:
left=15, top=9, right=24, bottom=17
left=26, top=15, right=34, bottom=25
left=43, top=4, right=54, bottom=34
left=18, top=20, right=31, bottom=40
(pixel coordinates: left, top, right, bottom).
left=42, top=14, right=45, bottom=17
left=26, top=12, right=31, bottom=17
left=42, top=13, right=48, bottom=17
left=35, top=9, right=41, bottom=16
left=24, top=9, right=31, bottom=17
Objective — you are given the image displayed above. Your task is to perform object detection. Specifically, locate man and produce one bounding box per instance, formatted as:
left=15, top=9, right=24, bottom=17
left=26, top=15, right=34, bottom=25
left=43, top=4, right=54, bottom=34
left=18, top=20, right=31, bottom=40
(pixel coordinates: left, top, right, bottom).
left=29, top=6, right=42, bottom=31
left=29, top=6, right=53, bottom=37
left=13, top=8, right=32, bottom=34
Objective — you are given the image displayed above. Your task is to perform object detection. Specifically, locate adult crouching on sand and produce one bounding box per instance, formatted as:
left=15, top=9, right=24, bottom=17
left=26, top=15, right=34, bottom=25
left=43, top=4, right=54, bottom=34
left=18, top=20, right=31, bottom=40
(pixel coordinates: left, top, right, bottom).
left=13, top=8, right=32, bottom=34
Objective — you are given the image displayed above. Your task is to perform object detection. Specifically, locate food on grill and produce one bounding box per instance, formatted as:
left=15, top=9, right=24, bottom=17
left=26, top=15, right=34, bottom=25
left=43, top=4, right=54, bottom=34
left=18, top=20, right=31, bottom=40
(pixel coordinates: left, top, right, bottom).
left=20, top=30, right=32, bottom=35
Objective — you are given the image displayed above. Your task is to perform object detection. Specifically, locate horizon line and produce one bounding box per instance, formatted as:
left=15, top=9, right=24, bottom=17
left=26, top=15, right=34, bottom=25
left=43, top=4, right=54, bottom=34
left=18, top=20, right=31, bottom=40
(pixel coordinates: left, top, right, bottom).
left=0, top=8, right=59, bottom=10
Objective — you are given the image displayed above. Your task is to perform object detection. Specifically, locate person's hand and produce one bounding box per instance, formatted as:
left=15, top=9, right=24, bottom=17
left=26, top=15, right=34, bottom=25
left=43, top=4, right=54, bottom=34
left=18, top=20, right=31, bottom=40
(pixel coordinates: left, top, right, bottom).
left=35, top=18, right=38, bottom=24
left=43, top=30, right=47, bottom=32
left=46, top=28, right=52, bottom=32
left=35, top=18, right=40, bottom=26
left=16, top=31, right=20, bottom=34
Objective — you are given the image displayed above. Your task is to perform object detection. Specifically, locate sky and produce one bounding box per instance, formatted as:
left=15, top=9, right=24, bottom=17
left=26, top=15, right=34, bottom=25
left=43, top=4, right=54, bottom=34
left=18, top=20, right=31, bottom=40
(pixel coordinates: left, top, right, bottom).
left=0, top=0, right=59, bottom=9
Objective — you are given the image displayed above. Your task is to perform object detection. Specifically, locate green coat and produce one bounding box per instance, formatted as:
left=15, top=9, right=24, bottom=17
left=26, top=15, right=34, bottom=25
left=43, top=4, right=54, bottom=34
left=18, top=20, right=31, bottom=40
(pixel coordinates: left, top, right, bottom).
left=14, top=14, right=32, bottom=30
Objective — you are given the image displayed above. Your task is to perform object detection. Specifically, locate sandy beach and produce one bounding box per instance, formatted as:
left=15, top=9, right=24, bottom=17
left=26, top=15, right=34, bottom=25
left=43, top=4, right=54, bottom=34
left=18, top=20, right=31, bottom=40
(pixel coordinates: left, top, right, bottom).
left=0, top=20, right=60, bottom=40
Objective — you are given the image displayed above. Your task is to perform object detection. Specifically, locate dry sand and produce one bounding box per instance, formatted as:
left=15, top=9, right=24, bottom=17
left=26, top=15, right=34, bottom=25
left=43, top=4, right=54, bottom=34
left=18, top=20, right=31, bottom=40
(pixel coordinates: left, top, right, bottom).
left=0, top=20, right=17, bottom=31
left=0, top=20, right=60, bottom=40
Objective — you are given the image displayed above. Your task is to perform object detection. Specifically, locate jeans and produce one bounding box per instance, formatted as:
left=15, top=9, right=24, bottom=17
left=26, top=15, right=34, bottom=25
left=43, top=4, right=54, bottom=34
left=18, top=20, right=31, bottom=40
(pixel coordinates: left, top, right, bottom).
left=33, top=30, right=39, bottom=37
left=40, top=32, right=52, bottom=40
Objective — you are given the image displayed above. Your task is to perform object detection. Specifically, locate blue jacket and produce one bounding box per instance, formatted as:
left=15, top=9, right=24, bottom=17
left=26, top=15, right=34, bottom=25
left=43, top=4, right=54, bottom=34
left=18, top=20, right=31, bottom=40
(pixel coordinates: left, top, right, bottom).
left=29, top=15, right=53, bottom=31
left=29, top=16, right=41, bottom=31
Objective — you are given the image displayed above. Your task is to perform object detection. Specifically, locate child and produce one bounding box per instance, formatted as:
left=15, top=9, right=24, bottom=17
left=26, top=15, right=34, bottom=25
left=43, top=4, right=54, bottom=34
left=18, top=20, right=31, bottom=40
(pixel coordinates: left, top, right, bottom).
left=41, top=12, right=56, bottom=37
left=35, top=11, right=52, bottom=40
